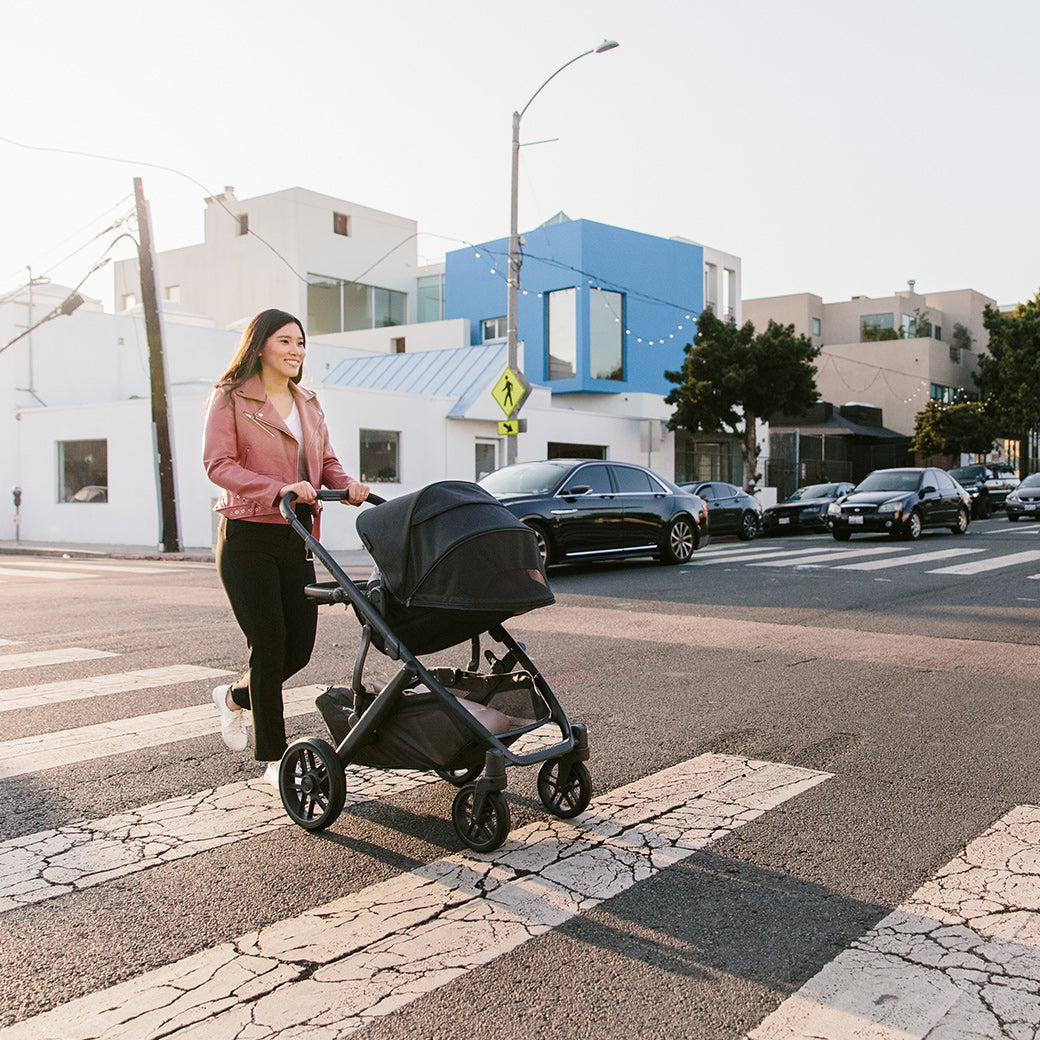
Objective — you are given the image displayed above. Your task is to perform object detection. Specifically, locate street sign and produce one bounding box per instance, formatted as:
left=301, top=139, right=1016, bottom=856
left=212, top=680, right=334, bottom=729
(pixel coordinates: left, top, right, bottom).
left=490, top=366, right=531, bottom=417
left=497, top=419, right=528, bottom=436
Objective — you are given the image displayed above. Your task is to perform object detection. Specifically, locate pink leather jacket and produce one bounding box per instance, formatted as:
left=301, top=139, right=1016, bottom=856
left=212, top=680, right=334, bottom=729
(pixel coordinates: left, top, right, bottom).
left=203, top=374, right=356, bottom=531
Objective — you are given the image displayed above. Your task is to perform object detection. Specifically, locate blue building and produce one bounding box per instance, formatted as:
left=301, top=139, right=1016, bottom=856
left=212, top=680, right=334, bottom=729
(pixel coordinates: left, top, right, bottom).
left=446, top=217, right=728, bottom=398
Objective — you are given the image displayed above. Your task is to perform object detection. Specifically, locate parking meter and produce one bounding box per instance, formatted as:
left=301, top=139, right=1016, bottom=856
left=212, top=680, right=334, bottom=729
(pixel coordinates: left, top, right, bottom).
left=12, top=487, right=21, bottom=510
left=12, top=486, right=21, bottom=543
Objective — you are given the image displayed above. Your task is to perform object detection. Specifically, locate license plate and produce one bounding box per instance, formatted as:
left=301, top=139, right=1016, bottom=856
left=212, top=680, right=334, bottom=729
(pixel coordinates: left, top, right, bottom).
left=1026, top=503, right=1036, bottom=511
left=778, top=517, right=790, bottom=525
left=849, top=516, right=864, bottom=525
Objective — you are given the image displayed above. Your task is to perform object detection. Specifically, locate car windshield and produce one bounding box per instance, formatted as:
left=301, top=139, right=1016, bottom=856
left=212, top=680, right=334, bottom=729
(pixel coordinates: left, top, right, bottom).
left=479, top=461, right=571, bottom=496
left=949, top=466, right=985, bottom=481
left=854, top=470, right=922, bottom=493
left=1019, top=473, right=1040, bottom=489
left=787, top=484, right=839, bottom=501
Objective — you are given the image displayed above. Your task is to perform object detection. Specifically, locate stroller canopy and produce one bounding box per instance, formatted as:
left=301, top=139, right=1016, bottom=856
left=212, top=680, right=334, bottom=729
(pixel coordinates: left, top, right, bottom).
left=356, top=480, right=554, bottom=616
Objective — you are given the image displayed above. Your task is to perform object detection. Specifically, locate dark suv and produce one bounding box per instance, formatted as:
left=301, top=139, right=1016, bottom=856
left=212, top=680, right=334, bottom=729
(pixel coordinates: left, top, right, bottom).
left=947, top=464, right=1020, bottom=518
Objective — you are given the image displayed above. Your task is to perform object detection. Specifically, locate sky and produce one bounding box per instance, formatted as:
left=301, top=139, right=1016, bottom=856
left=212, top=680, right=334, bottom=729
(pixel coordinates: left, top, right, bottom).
left=2, top=0, right=1038, bottom=316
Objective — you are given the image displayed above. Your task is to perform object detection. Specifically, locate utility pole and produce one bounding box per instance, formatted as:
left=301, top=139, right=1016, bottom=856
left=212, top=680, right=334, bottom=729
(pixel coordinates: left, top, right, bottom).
left=134, top=177, right=181, bottom=553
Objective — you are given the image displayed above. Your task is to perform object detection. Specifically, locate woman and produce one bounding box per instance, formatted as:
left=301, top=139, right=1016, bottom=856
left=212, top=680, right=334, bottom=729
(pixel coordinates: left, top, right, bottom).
left=203, top=308, right=369, bottom=783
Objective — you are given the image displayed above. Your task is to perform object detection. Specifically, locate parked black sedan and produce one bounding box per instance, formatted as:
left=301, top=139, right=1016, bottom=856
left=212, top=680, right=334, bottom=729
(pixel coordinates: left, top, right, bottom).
left=762, top=482, right=854, bottom=535
left=947, top=464, right=1019, bottom=518
left=1005, top=473, right=1040, bottom=521
left=679, top=481, right=763, bottom=540
left=827, top=467, right=971, bottom=541
left=479, top=459, right=710, bottom=567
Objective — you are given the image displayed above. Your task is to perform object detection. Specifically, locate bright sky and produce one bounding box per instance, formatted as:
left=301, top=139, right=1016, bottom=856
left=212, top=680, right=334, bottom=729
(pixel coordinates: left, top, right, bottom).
left=2, top=0, right=1037, bottom=316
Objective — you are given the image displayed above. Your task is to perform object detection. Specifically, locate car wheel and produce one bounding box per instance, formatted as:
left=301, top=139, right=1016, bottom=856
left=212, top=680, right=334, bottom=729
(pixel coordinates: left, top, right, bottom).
left=737, top=511, right=759, bottom=541
left=951, top=507, right=969, bottom=535
left=832, top=529, right=852, bottom=542
left=905, top=509, right=923, bottom=540
left=661, top=516, right=696, bottom=564
left=526, top=522, right=552, bottom=567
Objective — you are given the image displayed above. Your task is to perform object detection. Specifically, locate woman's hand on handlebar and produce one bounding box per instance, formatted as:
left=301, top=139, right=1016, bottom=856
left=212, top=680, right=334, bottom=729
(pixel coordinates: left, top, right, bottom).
left=279, top=481, right=318, bottom=504
left=342, top=482, right=370, bottom=506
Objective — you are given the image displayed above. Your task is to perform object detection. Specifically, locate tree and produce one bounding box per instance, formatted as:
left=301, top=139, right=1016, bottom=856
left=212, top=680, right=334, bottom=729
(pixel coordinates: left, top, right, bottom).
left=665, top=309, right=820, bottom=491
left=975, top=293, right=1040, bottom=461
left=911, top=399, right=1000, bottom=457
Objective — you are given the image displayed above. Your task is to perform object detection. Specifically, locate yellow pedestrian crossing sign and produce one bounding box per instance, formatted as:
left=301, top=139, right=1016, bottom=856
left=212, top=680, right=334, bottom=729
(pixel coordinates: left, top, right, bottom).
left=491, top=366, right=531, bottom=417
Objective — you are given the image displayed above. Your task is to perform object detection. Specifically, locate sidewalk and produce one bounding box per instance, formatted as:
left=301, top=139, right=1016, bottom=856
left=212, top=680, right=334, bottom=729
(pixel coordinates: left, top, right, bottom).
left=0, top=539, right=376, bottom=571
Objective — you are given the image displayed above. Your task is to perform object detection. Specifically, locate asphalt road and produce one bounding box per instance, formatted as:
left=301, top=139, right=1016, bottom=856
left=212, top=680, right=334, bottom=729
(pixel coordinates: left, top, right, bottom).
left=2, top=515, right=1040, bottom=1038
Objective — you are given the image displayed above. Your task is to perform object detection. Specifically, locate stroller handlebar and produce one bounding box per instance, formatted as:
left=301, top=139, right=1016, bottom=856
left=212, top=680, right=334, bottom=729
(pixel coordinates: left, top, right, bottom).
left=279, top=487, right=385, bottom=522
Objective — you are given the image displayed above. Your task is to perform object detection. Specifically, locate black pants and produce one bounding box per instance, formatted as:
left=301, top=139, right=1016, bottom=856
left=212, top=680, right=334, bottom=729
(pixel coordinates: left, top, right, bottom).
left=215, top=513, right=316, bottom=761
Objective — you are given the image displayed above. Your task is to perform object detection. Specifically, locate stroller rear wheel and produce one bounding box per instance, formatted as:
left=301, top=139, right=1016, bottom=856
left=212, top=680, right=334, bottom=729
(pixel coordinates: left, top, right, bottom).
left=280, top=738, right=346, bottom=831
left=537, top=759, right=592, bottom=819
left=451, top=785, right=511, bottom=853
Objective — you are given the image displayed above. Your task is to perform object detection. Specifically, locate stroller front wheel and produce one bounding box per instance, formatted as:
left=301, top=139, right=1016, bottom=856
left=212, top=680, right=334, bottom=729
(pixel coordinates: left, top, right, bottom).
left=537, top=759, right=592, bottom=819
left=280, top=738, right=346, bottom=831
left=452, top=785, right=511, bottom=853
left=436, top=764, right=483, bottom=787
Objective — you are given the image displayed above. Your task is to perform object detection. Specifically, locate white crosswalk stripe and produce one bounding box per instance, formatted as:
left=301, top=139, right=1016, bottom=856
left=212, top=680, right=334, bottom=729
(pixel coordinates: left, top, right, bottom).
left=0, top=664, right=232, bottom=713
left=927, top=548, right=1040, bottom=575
left=0, top=754, right=829, bottom=1040
left=749, top=805, right=1040, bottom=1039
left=0, top=647, right=117, bottom=673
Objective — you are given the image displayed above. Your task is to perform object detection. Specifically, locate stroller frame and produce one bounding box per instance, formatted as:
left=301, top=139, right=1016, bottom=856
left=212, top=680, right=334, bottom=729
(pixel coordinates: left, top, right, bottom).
left=277, top=489, right=590, bottom=852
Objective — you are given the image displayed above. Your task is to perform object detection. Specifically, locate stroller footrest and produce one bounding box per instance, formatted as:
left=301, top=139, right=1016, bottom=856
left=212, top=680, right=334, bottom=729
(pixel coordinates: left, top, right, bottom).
left=305, top=581, right=347, bottom=604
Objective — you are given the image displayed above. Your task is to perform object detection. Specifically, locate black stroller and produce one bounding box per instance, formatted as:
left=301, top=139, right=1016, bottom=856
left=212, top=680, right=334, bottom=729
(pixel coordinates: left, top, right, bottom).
left=276, top=480, right=591, bottom=853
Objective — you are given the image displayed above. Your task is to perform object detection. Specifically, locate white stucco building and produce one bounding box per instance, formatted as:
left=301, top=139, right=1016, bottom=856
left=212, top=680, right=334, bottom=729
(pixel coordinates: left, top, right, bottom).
left=2, top=187, right=741, bottom=551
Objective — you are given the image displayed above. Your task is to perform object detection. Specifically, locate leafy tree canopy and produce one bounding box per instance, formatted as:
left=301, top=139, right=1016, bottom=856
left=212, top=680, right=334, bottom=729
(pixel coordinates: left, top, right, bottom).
left=911, top=399, right=1000, bottom=457
left=976, top=292, right=1040, bottom=434
left=665, top=309, right=820, bottom=490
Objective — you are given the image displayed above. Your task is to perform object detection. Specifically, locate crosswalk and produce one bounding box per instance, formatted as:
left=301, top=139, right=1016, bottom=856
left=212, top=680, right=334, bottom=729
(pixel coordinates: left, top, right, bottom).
left=687, top=531, right=1040, bottom=579
left=0, top=558, right=207, bottom=585
left=4, top=617, right=1040, bottom=1037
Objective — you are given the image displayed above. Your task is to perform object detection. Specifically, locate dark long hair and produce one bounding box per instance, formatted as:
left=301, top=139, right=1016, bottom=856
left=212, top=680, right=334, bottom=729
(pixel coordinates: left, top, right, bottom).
left=215, top=309, right=306, bottom=389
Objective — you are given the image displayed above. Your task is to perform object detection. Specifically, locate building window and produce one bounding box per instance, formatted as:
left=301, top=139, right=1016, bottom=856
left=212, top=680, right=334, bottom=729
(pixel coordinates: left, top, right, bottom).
left=811, top=317, right=821, bottom=336
left=547, top=442, right=606, bottom=460
left=333, top=212, right=350, bottom=237
left=416, top=273, right=445, bottom=323
left=121, top=293, right=137, bottom=311
left=59, top=439, right=108, bottom=503
left=359, top=430, right=399, bottom=482
left=392, top=337, right=406, bottom=354
left=482, top=316, right=507, bottom=341
left=546, top=288, right=577, bottom=381
left=236, top=214, right=249, bottom=236
left=307, top=275, right=406, bottom=334
left=475, top=440, right=497, bottom=481
left=934, top=325, right=942, bottom=342
left=589, top=288, right=624, bottom=380
left=163, top=285, right=181, bottom=303
left=860, top=312, right=895, bottom=341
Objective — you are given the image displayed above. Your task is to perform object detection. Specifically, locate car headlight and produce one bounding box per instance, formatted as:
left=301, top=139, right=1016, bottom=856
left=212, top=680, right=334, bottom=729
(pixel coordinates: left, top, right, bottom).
left=877, top=499, right=903, bottom=514
left=827, top=502, right=841, bottom=516
left=1007, top=493, right=1021, bottom=504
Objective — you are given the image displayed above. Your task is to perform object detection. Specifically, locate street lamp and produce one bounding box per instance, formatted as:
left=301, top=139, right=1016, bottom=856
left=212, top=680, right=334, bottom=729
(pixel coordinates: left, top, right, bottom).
left=505, top=39, right=619, bottom=465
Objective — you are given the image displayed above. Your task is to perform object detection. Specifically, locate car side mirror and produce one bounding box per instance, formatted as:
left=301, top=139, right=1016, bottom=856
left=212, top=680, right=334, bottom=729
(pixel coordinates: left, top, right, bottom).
left=564, top=485, right=591, bottom=496
left=920, top=485, right=936, bottom=496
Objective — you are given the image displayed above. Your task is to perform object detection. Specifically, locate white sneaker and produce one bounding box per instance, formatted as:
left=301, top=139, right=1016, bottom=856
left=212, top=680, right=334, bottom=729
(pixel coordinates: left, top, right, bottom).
left=262, top=761, right=281, bottom=787
left=212, top=685, right=248, bottom=752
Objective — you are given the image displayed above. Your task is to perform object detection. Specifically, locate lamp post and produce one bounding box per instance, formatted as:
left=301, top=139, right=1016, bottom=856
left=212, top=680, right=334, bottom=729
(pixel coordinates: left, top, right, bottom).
left=505, top=39, right=619, bottom=466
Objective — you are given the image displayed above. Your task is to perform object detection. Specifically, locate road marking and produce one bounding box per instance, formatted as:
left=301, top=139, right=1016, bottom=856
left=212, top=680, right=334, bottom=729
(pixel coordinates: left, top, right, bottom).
left=0, top=559, right=174, bottom=574
left=0, top=767, right=442, bottom=914
left=512, top=606, right=1040, bottom=681
left=0, top=647, right=118, bottom=673
left=833, top=547, right=984, bottom=570
left=927, top=549, right=1040, bottom=575
left=749, top=804, right=1040, bottom=1039
left=0, top=683, right=323, bottom=780
left=688, top=546, right=840, bottom=566
left=0, top=664, right=232, bottom=713
left=0, top=754, right=829, bottom=1040
left=748, top=546, right=910, bottom=567
left=0, top=566, right=84, bottom=580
